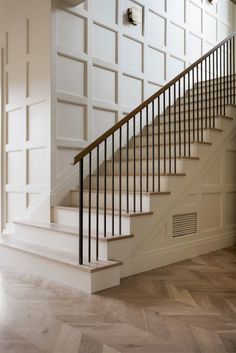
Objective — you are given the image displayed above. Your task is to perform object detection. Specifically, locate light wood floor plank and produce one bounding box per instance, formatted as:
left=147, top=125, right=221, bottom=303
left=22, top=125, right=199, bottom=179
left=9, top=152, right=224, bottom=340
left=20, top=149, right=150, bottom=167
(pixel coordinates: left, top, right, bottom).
left=0, top=246, right=235, bottom=353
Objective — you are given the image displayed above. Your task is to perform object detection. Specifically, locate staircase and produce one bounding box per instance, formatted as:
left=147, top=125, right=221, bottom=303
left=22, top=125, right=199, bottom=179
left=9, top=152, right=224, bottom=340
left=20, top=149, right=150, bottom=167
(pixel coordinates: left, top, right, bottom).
left=0, top=34, right=236, bottom=293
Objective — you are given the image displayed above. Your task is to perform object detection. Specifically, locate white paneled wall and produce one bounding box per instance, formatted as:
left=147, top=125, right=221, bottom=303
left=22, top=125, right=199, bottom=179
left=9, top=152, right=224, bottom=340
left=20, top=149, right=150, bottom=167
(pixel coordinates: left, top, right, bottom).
left=2, top=3, right=51, bottom=231
left=199, top=144, right=236, bottom=234
left=53, top=0, right=236, bottom=188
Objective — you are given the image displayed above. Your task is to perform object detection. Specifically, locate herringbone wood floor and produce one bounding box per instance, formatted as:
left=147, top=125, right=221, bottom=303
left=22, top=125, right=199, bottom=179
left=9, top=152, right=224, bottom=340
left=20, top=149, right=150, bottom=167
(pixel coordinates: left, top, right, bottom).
left=0, top=246, right=235, bottom=353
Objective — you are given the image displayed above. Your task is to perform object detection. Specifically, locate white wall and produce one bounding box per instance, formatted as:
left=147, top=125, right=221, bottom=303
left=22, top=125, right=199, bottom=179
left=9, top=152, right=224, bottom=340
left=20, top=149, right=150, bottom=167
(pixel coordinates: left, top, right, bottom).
left=0, top=0, right=51, bottom=231
left=53, top=0, right=236, bottom=192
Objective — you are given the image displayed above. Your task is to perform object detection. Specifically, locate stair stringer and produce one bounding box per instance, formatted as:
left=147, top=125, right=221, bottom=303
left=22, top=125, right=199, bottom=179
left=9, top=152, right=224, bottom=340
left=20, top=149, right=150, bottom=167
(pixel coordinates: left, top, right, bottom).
left=116, top=105, right=236, bottom=278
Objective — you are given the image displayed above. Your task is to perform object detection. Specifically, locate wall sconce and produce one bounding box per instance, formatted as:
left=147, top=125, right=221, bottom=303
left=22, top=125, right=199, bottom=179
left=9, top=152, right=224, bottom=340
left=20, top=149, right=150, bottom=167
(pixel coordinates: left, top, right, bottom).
left=127, top=7, right=142, bottom=26
left=208, top=0, right=217, bottom=4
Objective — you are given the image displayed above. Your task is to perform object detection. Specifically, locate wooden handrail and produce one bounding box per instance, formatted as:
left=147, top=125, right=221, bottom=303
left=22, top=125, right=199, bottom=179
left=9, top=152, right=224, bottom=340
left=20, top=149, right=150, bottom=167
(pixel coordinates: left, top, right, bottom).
left=73, top=32, right=236, bottom=165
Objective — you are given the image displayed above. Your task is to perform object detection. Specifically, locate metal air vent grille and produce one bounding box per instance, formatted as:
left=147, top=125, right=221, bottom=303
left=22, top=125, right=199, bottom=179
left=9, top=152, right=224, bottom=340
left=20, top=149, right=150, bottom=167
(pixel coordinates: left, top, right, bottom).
left=172, top=212, right=197, bottom=238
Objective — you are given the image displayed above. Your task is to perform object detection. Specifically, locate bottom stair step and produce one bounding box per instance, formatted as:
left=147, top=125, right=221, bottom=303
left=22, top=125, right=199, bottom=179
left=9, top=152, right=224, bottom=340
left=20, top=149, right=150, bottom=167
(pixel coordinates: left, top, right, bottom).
left=0, top=236, right=122, bottom=293
left=14, top=219, right=134, bottom=261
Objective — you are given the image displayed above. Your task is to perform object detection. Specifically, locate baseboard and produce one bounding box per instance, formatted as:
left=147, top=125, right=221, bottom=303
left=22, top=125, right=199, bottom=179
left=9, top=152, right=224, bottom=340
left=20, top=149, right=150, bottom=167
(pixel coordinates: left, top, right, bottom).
left=121, top=231, right=236, bottom=278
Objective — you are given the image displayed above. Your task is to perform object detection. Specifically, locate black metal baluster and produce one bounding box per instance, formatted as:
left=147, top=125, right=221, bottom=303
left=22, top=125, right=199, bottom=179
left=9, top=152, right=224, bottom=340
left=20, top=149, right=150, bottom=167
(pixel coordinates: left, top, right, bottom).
left=158, top=97, right=161, bottom=192
left=140, top=111, right=143, bottom=211
left=152, top=100, right=155, bottom=192
left=223, top=43, right=226, bottom=115
left=96, top=146, right=99, bottom=260
left=233, top=37, right=236, bottom=105
left=112, top=134, right=115, bottom=235
left=168, top=88, right=172, bottom=173
left=183, top=75, right=186, bottom=156
left=208, top=54, right=212, bottom=127
left=226, top=40, right=229, bottom=105
left=230, top=38, right=232, bottom=104
left=146, top=106, right=149, bottom=191
left=126, top=121, right=129, bottom=214
left=88, top=153, right=91, bottom=262
left=220, top=46, right=222, bottom=115
left=201, top=61, right=203, bottom=141
left=192, top=68, right=195, bottom=141
left=205, top=59, right=208, bottom=128
left=196, top=65, right=199, bottom=141
left=119, top=127, right=122, bottom=234
left=178, top=79, right=181, bottom=156
left=188, top=71, right=191, bottom=156
left=216, top=49, right=219, bottom=117
left=104, top=140, right=107, bottom=238
left=133, top=117, right=136, bottom=212
left=213, top=51, right=215, bottom=127
left=79, top=159, right=83, bottom=265
left=173, top=84, right=176, bottom=173
left=163, top=93, right=166, bottom=172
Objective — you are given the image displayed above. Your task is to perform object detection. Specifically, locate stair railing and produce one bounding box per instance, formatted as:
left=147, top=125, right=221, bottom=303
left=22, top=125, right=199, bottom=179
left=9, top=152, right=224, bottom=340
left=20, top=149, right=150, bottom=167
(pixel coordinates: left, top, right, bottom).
left=73, top=33, right=236, bottom=265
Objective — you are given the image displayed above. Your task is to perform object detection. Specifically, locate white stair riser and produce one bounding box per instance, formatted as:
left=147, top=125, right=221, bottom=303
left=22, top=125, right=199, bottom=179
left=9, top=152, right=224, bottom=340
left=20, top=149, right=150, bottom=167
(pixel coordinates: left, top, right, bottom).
left=71, top=190, right=151, bottom=212
left=145, top=118, right=222, bottom=134
left=15, top=223, right=79, bottom=254
left=102, top=159, right=197, bottom=176
left=116, top=143, right=200, bottom=160
left=14, top=223, right=126, bottom=261
left=187, top=85, right=236, bottom=98
left=179, top=94, right=235, bottom=106
left=132, top=130, right=211, bottom=146
left=155, top=111, right=226, bottom=123
left=52, top=208, right=131, bottom=234
left=0, top=243, right=121, bottom=293
left=225, top=104, right=236, bottom=117
left=89, top=175, right=185, bottom=193
left=194, top=77, right=236, bottom=89
left=167, top=97, right=235, bottom=113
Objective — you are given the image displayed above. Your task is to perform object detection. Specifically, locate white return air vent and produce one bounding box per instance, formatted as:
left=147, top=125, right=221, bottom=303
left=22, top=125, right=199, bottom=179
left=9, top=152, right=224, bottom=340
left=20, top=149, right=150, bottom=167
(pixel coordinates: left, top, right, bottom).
left=172, top=213, right=197, bottom=237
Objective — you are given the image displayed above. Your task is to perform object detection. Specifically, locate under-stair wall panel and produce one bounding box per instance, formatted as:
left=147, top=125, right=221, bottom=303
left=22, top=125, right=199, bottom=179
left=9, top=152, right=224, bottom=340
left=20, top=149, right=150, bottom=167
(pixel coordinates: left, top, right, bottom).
left=123, top=117, right=236, bottom=278
left=52, top=0, right=236, bottom=199
left=171, top=137, right=236, bottom=238
left=1, top=2, right=51, bottom=231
